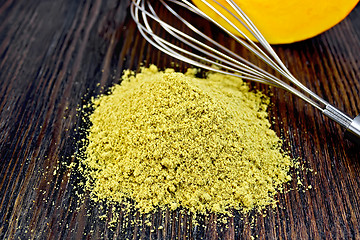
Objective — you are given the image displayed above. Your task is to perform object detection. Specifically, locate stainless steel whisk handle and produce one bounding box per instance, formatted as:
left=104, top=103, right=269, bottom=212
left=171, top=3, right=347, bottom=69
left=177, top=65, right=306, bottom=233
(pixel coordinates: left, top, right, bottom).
left=346, top=115, right=360, bottom=145
left=323, top=105, right=360, bottom=144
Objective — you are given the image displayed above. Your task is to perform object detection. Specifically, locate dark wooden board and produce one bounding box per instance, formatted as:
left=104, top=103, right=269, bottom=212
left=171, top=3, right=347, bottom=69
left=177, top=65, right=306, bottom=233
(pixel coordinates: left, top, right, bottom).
left=1, top=0, right=360, bottom=239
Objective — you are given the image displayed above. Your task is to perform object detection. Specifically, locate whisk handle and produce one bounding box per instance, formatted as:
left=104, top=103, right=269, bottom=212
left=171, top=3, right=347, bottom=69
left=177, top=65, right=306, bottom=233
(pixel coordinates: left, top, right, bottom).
left=323, top=105, right=360, bottom=145
left=345, top=114, right=360, bottom=145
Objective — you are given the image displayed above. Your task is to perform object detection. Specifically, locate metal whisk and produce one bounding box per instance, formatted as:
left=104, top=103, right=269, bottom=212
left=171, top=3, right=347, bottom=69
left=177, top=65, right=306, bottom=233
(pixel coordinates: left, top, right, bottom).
left=130, top=0, right=360, bottom=144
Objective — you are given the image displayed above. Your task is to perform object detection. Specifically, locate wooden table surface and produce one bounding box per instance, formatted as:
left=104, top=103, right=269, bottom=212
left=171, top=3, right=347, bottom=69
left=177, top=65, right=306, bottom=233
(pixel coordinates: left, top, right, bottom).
left=1, top=0, right=360, bottom=239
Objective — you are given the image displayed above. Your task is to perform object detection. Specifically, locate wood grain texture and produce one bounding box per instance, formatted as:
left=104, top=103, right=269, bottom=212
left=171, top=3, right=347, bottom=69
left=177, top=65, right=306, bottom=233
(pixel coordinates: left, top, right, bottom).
left=0, top=0, right=359, bottom=239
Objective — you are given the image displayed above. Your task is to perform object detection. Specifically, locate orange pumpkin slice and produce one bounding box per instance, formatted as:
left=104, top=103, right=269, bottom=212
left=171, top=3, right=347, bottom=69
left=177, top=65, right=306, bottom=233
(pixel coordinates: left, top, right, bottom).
left=192, top=0, right=359, bottom=44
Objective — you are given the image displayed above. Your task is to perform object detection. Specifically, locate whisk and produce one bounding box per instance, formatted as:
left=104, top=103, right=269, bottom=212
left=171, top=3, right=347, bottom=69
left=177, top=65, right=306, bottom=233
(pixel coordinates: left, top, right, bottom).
left=130, top=0, right=360, bottom=144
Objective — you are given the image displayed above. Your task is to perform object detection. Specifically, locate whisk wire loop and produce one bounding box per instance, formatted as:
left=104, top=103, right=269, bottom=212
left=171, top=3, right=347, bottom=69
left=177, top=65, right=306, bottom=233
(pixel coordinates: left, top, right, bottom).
left=134, top=1, right=272, bottom=84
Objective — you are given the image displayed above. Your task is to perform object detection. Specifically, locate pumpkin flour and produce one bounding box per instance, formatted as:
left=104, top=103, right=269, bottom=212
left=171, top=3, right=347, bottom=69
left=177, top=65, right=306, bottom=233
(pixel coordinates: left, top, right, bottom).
left=81, top=65, right=293, bottom=215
